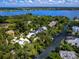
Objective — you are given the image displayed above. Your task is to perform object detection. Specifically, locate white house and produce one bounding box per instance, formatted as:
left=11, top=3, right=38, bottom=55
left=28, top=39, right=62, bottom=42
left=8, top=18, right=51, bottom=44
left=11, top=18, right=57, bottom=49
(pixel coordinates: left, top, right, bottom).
left=26, top=32, right=35, bottom=38
left=72, top=26, right=79, bottom=32
left=66, top=38, right=79, bottom=47
left=26, top=26, right=47, bottom=38
left=11, top=37, right=30, bottom=46
left=60, top=51, right=77, bottom=59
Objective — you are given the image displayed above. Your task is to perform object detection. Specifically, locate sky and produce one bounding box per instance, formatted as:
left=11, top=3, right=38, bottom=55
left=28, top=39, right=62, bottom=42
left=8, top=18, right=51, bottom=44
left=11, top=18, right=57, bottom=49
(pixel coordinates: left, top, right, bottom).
left=0, top=0, right=79, bottom=7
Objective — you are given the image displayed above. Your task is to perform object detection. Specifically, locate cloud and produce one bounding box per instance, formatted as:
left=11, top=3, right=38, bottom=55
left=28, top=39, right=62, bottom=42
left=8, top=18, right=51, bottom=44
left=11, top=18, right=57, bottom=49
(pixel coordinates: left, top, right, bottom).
left=0, top=0, right=79, bottom=7
left=49, top=0, right=53, bottom=2
left=28, top=0, right=33, bottom=3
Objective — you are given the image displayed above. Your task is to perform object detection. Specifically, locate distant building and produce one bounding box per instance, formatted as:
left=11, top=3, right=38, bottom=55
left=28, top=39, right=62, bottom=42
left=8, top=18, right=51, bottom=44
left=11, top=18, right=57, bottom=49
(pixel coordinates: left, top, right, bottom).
left=74, top=17, right=79, bottom=21
left=60, top=51, right=77, bottom=59
left=74, top=18, right=79, bottom=21
left=6, top=30, right=15, bottom=37
left=48, top=21, right=57, bottom=27
left=0, top=23, right=9, bottom=28
left=72, top=26, right=79, bottom=32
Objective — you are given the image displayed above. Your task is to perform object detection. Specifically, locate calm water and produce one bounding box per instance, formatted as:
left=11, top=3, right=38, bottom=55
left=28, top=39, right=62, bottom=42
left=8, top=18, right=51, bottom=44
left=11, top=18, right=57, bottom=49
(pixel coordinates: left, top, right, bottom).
left=0, top=10, right=79, bottom=19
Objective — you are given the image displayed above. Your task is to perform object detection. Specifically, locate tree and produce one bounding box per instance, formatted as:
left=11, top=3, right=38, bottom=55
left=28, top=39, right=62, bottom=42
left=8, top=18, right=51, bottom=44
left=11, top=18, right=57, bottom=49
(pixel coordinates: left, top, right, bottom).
left=47, top=52, right=62, bottom=59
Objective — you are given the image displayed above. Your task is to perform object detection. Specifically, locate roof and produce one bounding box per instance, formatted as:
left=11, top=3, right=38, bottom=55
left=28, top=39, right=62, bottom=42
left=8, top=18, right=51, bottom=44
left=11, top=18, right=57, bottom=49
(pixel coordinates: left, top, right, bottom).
left=72, top=26, right=79, bottom=32
left=48, top=21, right=57, bottom=27
left=60, top=51, right=77, bottom=59
left=26, top=26, right=47, bottom=38
left=72, top=26, right=79, bottom=29
left=11, top=37, right=30, bottom=46
left=66, top=36, right=75, bottom=40
left=66, top=38, right=79, bottom=47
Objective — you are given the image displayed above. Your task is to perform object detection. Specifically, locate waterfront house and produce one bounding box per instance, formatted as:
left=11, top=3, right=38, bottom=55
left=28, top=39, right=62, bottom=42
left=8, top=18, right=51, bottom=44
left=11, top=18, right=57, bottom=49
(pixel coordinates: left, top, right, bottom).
left=60, top=51, right=77, bottom=59
left=66, top=38, right=79, bottom=47
left=72, top=26, right=79, bottom=32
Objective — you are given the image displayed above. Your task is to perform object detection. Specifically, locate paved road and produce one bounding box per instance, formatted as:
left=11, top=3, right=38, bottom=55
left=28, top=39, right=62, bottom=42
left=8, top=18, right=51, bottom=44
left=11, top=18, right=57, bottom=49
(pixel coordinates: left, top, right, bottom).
left=35, top=26, right=68, bottom=59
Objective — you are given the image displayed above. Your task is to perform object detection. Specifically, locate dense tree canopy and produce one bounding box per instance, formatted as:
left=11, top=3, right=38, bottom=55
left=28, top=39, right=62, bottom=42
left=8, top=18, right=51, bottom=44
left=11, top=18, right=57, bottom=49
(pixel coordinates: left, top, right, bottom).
left=0, top=14, right=77, bottom=59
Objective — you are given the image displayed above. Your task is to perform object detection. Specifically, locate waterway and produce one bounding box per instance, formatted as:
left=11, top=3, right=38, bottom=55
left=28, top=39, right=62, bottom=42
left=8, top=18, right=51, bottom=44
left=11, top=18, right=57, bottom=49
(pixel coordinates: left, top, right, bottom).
left=0, top=10, right=79, bottom=19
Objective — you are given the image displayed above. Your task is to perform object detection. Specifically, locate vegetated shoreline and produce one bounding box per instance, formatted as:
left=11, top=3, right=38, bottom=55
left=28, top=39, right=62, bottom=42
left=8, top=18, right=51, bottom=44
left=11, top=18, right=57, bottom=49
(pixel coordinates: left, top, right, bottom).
left=0, top=7, right=79, bottom=11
